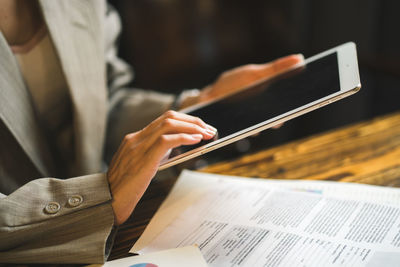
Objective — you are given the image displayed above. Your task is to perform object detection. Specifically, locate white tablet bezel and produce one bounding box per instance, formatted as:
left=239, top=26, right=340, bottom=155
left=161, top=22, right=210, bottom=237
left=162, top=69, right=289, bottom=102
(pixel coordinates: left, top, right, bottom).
left=159, top=42, right=361, bottom=170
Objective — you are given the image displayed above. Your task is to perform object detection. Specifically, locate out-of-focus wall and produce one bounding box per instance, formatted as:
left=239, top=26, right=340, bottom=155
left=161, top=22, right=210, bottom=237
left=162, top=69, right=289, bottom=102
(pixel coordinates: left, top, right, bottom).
left=108, top=0, right=400, bottom=166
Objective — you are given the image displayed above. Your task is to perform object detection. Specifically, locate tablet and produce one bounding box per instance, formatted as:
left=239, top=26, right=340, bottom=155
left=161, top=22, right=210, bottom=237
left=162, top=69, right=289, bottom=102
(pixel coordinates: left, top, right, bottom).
left=159, top=42, right=361, bottom=170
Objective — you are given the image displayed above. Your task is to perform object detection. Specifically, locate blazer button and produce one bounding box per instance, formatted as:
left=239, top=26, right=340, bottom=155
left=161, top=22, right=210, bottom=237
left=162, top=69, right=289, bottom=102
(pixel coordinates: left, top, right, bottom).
left=68, top=195, right=83, bottom=207
left=44, top=202, right=61, bottom=214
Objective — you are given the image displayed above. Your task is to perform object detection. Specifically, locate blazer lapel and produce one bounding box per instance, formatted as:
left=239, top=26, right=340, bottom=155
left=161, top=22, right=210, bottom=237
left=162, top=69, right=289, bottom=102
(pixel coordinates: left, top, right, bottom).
left=39, top=0, right=107, bottom=174
left=0, top=33, right=55, bottom=177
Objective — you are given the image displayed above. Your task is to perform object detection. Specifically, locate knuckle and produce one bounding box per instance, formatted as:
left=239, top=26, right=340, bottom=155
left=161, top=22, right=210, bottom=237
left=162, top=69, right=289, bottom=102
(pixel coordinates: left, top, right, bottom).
left=194, top=117, right=204, bottom=125
left=193, top=124, right=201, bottom=131
left=123, top=133, right=134, bottom=142
left=179, top=133, right=189, bottom=141
left=158, top=135, right=169, bottom=145
left=194, top=125, right=204, bottom=133
left=133, top=129, right=145, bottom=141
left=137, top=129, right=145, bottom=137
left=220, top=71, right=230, bottom=78
left=163, top=118, right=174, bottom=128
left=243, top=64, right=257, bottom=71
left=164, top=110, right=177, bottom=119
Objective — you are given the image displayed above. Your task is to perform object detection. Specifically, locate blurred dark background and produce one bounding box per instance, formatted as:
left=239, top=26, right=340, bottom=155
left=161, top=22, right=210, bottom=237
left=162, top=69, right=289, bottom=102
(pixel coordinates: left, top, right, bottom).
left=109, top=0, right=400, bottom=169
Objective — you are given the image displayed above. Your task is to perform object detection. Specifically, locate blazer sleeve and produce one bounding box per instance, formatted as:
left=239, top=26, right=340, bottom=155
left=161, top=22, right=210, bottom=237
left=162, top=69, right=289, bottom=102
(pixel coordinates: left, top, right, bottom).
left=0, top=173, right=115, bottom=264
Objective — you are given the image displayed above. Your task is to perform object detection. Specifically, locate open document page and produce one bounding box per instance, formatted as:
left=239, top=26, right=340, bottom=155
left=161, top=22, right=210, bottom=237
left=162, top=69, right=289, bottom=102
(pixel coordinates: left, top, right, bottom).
left=132, top=170, right=400, bottom=267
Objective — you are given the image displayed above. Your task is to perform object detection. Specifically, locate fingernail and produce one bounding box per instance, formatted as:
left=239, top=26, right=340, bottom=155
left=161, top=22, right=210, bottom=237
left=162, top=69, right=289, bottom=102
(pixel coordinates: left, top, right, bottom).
left=205, top=129, right=216, bottom=137
left=296, top=53, right=305, bottom=61
left=206, top=125, right=217, bottom=133
left=191, top=134, right=203, bottom=140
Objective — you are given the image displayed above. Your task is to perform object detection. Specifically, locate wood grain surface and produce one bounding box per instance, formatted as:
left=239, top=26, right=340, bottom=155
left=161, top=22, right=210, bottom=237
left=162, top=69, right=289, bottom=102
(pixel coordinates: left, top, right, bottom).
left=109, top=111, right=400, bottom=260
left=203, top=112, right=400, bottom=186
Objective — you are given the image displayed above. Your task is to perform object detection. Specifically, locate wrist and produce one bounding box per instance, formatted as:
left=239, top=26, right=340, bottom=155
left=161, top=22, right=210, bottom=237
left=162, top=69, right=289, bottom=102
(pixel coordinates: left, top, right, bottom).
left=107, top=172, right=144, bottom=226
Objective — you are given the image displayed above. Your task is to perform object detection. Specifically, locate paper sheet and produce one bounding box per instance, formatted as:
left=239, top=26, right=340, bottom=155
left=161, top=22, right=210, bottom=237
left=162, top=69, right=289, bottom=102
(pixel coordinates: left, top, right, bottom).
left=88, top=246, right=207, bottom=267
left=131, top=170, right=400, bottom=253
left=131, top=171, right=400, bottom=266
left=132, top=171, right=400, bottom=266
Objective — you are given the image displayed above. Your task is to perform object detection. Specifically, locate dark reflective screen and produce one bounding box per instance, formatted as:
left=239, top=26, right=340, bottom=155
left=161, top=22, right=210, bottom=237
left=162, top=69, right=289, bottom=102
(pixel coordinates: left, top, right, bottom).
left=170, top=53, right=340, bottom=158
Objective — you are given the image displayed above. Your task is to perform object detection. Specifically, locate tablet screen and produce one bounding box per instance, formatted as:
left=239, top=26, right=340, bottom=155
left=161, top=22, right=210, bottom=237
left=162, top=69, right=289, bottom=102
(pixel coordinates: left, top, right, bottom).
left=170, top=52, right=340, bottom=158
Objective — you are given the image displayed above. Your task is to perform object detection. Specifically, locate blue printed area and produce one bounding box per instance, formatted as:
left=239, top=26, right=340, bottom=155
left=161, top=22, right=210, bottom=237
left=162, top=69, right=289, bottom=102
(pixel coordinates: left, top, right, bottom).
left=129, top=263, right=158, bottom=267
left=295, top=189, right=323, bottom=194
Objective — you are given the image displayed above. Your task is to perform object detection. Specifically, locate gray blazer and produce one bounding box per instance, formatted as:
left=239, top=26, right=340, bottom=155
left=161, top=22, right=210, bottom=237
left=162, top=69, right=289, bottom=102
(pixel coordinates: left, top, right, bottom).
left=0, top=0, right=175, bottom=263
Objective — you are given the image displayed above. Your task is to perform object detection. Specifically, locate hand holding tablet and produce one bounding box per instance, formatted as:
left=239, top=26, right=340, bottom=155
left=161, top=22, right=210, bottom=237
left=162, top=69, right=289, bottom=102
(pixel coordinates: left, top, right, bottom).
left=195, top=54, right=305, bottom=107
left=159, top=42, right=361, bottom=170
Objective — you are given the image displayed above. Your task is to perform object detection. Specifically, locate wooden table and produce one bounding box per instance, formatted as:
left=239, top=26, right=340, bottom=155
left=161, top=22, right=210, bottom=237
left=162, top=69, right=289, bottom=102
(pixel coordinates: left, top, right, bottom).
left=109, top=111, right=400, bottom=260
